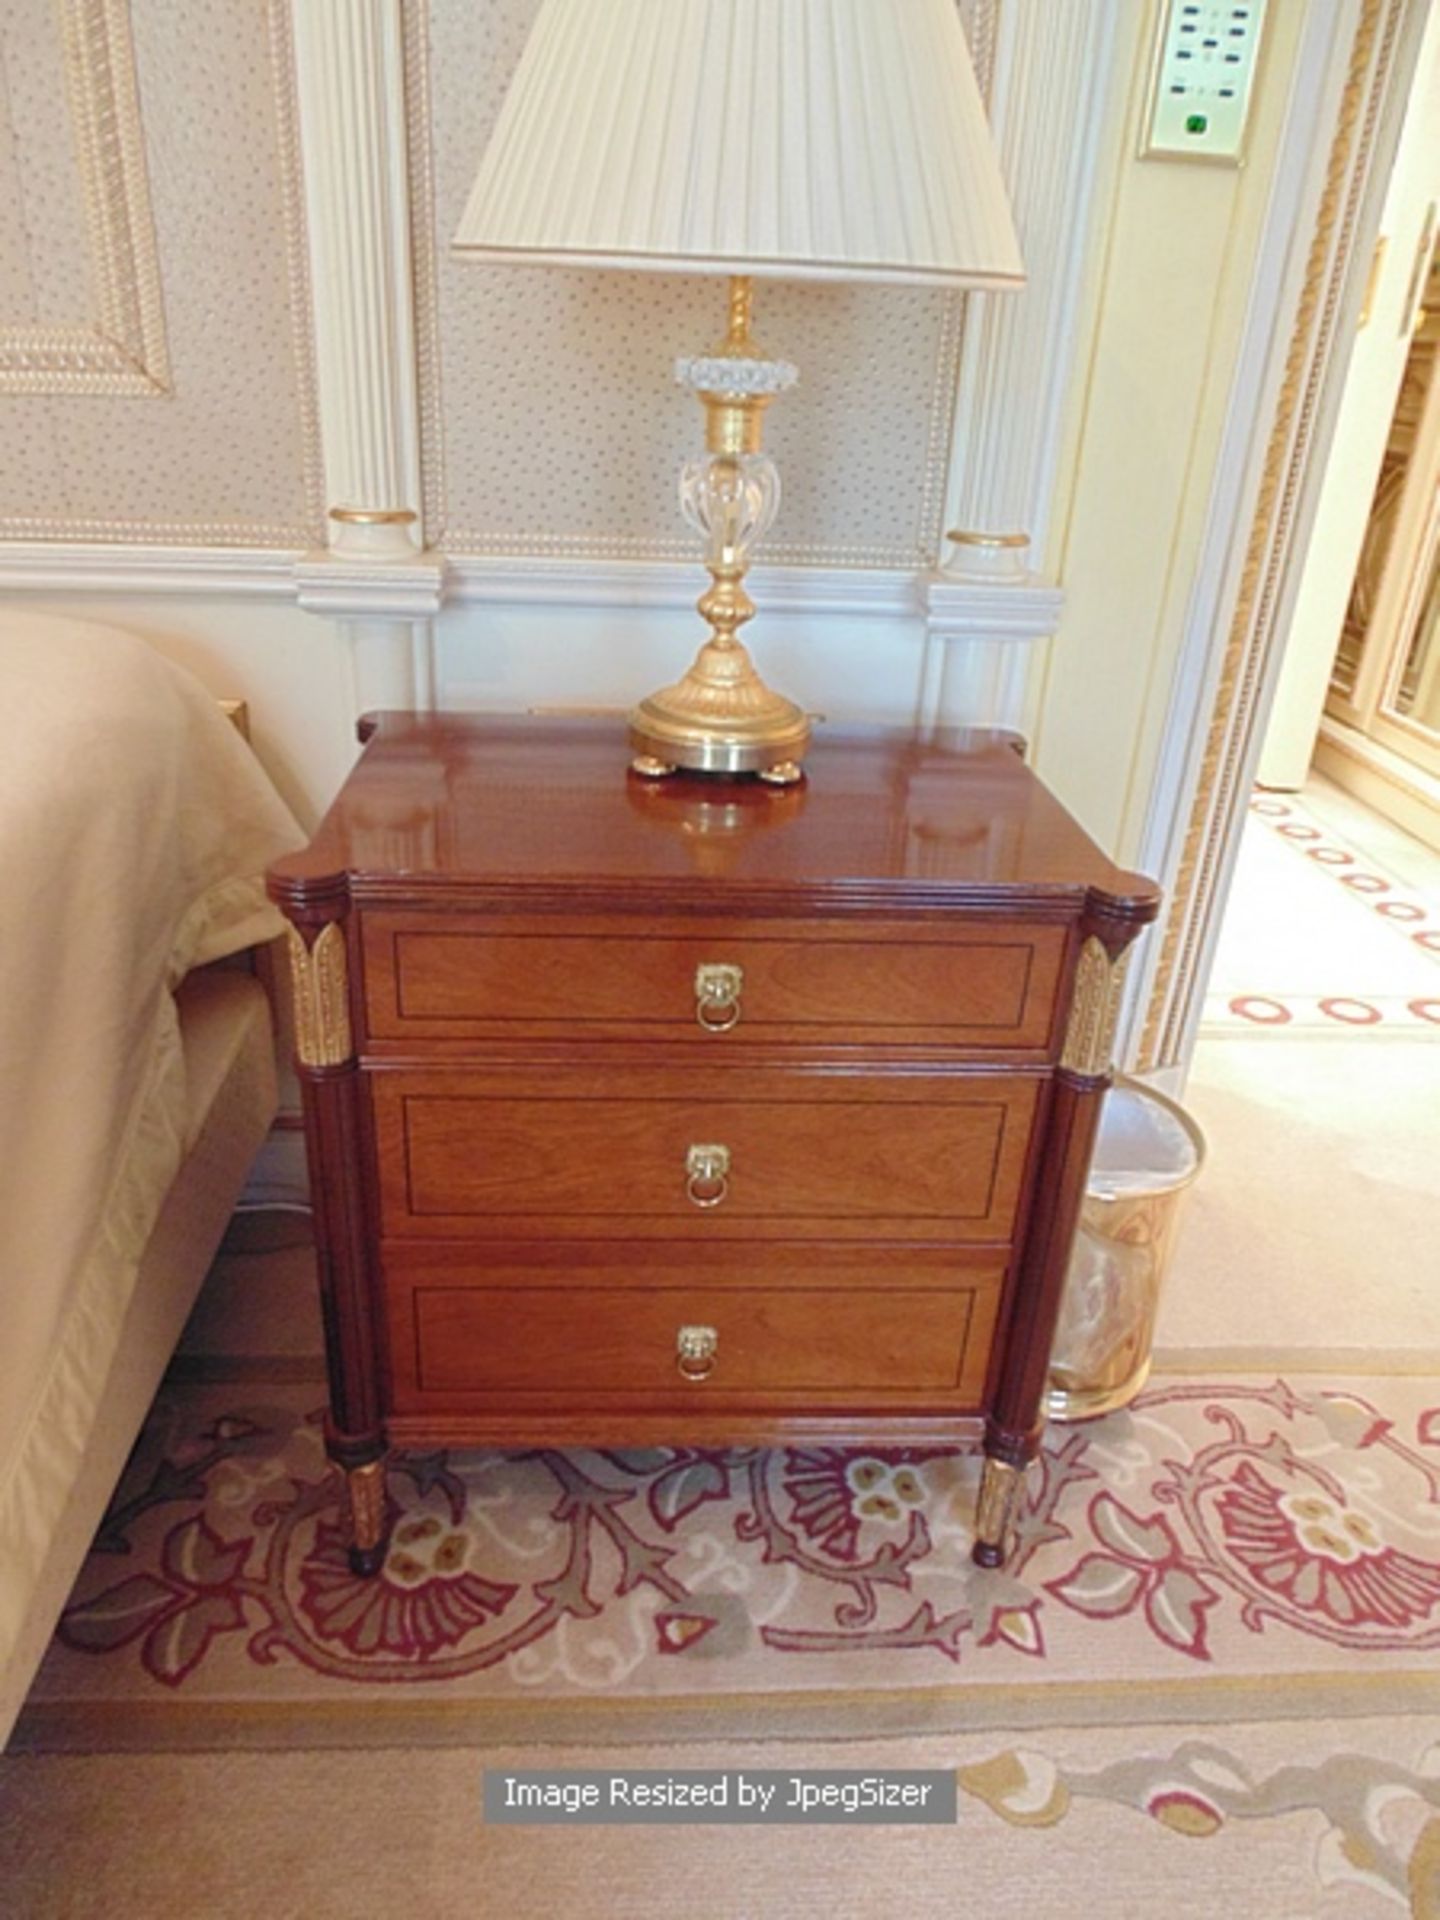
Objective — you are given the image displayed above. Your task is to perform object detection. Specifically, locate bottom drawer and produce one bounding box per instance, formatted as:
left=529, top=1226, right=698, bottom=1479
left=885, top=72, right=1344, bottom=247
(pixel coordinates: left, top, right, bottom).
left=383, top=1246, right=1004, bottom=1413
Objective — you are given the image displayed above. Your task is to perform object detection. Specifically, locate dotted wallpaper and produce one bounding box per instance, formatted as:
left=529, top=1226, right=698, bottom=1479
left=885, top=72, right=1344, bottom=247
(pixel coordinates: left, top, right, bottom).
left=410, top=0, right=980, bottom=568
left=0, top=9, right=89, bottom=328
left=0, top=0, right=322, bottom=545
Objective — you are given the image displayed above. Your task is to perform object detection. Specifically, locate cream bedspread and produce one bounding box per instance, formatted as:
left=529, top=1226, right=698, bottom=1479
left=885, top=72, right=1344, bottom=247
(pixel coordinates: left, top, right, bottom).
left=0, top=614, right=303, bottom=1675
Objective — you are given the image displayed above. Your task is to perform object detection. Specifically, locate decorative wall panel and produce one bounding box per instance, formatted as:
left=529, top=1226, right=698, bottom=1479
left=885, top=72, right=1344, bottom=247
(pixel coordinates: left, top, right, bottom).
left=408, top=0, right=997, bottom=568
left=0, top=0, right=168, bottom=395
left=0, top=0, right=322, bottom=544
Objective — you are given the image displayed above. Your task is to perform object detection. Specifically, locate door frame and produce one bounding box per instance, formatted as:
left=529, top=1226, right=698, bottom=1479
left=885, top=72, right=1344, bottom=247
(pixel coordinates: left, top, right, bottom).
left=1130, top=0, right=1430, bottom=1075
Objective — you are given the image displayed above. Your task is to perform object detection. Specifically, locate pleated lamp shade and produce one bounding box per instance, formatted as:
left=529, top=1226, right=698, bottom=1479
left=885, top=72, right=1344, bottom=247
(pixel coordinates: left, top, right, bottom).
left=453, top=0, right=1024, bottom=289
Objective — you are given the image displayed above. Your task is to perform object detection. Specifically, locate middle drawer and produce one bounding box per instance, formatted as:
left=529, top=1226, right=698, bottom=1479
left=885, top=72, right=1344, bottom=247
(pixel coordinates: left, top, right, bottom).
left=370, top=1065, right=1040, bottom=1242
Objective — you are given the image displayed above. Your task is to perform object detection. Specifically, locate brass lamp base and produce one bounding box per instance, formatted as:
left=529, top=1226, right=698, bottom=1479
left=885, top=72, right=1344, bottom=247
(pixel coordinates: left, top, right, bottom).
left=628, top=635, right=810, bottom=783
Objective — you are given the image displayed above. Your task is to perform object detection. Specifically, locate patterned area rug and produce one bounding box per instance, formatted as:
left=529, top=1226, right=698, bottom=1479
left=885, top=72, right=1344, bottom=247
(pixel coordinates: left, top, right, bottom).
left=15, top=1372, right=1440, bottom=1754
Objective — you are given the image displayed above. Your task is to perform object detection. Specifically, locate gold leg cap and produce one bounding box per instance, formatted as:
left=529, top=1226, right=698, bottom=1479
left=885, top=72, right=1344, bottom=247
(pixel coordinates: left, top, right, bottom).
left=971, top=1456, right=1027, bottom=1569
left=346, top=1458, right=389, bottom=1578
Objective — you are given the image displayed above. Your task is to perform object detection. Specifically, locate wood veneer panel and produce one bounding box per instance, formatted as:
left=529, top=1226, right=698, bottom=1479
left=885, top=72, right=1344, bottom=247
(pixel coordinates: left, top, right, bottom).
left=413, top=1288, right=979, bottom=1395
left=384, top=1269, right=1002, bottom=1412
left=361, top=912, right=1064, bottom=1052
left=269, top=717, right=1158, bottom=917
left=372, top=1068, right=1038, bottom=1242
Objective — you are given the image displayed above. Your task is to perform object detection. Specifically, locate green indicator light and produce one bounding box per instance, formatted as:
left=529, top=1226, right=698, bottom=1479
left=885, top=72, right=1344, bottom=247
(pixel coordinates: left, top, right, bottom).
left=1186, top=113, right=1209, bottom=134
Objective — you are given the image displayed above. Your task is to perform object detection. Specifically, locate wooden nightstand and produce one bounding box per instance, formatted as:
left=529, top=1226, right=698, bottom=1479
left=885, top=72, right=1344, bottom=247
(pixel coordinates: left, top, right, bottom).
left=268, top=715, right=1158, bottom=1574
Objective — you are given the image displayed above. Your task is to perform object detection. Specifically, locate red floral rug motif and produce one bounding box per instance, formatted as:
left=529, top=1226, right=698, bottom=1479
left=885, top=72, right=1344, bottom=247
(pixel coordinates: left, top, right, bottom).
left=35, top=1377, right=1440, bottom=1708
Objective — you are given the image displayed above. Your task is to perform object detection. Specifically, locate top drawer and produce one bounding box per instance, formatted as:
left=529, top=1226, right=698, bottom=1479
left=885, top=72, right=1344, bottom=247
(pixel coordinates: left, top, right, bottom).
left=360, top=912, right=1065, bottom=1052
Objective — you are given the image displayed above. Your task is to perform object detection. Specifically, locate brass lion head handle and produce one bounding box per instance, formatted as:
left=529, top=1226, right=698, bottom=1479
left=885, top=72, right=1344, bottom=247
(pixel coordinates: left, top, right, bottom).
left=684, top=1142, right=731, bottom=1207
left=676, top=1324, right=718, bottom=1381
left=695, top=962, right=743, bottom=1032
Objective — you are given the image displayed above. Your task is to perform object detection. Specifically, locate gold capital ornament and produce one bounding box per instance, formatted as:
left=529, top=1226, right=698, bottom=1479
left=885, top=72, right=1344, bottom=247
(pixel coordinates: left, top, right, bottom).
left=285, top=921, right=352, bottom=1068
left=1061, top=937, right=1131, bottom=1078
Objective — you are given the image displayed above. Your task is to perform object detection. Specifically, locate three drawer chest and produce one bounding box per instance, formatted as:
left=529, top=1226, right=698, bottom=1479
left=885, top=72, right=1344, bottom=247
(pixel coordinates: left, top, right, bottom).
left=268, top=715, right=1159, bottom=1574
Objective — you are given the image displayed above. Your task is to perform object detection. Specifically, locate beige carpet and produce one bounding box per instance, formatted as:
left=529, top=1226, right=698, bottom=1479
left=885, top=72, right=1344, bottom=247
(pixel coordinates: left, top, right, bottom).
left=1156, top=1035, right=1440, bottom=1371
left=169, top=1216, right=324, bottom=1383
left=2, top=1718, right=1438, bottom=1918
left=1157, top=784, right=1440, bottom=1373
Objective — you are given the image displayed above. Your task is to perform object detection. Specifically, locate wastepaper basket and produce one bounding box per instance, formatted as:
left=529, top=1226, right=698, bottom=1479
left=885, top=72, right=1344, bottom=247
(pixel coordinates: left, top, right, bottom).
left=1046, top=1077, right=1205, bottom=1423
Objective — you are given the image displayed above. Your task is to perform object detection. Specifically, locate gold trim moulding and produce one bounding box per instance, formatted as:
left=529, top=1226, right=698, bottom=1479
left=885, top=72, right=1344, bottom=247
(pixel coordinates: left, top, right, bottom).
left=1357, top=234, right=1388, bottom=329
left=328, top=506, right=419, bottom=526
left=946, top=529, right=1030, bottom=549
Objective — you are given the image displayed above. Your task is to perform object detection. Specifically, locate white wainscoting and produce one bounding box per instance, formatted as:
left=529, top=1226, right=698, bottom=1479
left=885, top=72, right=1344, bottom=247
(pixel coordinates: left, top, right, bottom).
left=0, top=540, right=1064, bottom=824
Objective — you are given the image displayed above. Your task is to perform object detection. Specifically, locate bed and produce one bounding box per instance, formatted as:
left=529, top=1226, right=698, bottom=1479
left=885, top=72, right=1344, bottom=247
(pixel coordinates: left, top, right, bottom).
left=0, top=612, right=305, bottom=1744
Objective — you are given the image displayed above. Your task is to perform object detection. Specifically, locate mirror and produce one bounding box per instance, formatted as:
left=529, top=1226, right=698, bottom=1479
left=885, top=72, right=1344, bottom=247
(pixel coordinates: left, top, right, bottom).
left=1332, top=242, right=1440, bottom=703
left=1387, top=535, right=1440, bottom=732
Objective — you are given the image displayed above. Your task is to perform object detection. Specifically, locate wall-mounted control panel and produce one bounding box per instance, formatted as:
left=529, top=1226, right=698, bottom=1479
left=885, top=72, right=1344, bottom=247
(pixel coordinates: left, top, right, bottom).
left=1142, top=0, right=1268, bottom=164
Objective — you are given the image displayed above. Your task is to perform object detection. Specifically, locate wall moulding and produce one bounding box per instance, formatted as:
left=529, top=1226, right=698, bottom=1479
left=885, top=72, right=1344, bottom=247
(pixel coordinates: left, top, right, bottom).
left=0, top=541, right=1062, bottom=645
left=925, top=576, right=1065, bottom=639
left=0, top=0, right=169, bottom=397
left=447, top=556, right=1063, bottom=653
left=0, top=543, right=304, bottom=597
left=295, top=549, right=446, bottom=619
left=445, top=556, right=920, bottom=618
left=0, top=0, right=324, bottom=546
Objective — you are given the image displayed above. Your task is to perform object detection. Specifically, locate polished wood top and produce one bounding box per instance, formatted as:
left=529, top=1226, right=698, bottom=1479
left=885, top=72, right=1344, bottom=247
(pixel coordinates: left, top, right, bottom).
left=268, top=714, right=1158, bottom=920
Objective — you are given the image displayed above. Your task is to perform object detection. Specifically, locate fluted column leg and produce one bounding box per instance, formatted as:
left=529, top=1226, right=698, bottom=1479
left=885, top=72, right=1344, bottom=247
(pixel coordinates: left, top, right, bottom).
left=974, top=905, right=1145, bottom=1568
left=281, top=911, right=391, bottom=1576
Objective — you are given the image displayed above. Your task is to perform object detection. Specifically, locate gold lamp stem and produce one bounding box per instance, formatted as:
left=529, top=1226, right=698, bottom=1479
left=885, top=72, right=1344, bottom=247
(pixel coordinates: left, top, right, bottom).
left=696, top=533, right=755, bottom=651
left=726, top=274, right=754, bottom=348
left=702, top=277, right=771, bottom=459
left=692, top=278, right=767, bottom=664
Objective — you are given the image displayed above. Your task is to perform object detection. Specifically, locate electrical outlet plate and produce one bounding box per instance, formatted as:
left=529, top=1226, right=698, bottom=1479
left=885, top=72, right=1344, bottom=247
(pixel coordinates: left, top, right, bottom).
left=1141, top=0, right=1268, bottom=165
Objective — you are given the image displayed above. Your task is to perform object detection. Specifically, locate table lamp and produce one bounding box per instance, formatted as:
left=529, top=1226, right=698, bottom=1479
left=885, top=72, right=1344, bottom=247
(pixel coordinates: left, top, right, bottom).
left=454, top=0, right=1024, bottom=783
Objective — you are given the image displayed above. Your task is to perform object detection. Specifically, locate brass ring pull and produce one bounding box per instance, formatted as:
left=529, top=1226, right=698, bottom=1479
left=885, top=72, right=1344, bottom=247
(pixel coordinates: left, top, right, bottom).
left=695, top=962, right=743, bottom=1033
left=676, top=1324, right=718, bottom=1380
left=685, top=1142, right=730, bottom=1208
